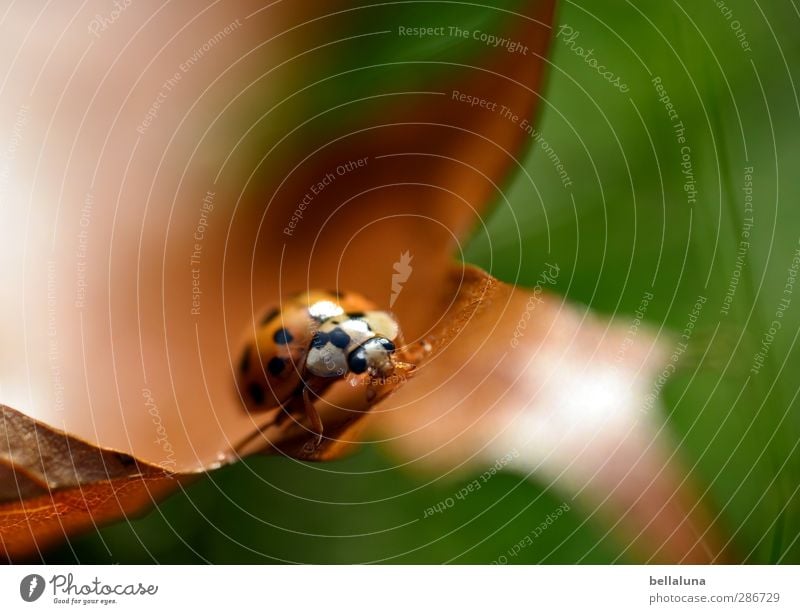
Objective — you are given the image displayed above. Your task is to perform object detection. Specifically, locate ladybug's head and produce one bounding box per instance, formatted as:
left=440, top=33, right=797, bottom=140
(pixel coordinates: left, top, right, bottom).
left=347, top=336, right=397, bottom=377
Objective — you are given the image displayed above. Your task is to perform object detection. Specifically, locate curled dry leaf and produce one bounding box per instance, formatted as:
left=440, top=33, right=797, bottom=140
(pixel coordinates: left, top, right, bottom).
left=0, top=0, right=557, bottom=556
left=0, top=404, right=181, bottom=560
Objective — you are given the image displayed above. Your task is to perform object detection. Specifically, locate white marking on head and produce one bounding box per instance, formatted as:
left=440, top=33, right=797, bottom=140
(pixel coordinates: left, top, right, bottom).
left=308, top=300, right=344, bottom=321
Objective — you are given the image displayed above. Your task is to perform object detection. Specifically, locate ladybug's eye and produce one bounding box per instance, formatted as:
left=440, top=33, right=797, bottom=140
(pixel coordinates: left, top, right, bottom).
left=347, top=347, right=368, bottom=374
left=378, top=338, right=395, bottom=353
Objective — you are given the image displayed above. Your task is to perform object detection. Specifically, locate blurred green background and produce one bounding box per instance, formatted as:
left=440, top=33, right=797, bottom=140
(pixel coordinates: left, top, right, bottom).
left=47, top=0, right=800, bottom=563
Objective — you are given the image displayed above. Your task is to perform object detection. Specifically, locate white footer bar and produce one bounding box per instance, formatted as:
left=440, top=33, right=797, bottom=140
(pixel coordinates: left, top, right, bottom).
left=2, top=565, right=797, bottom=613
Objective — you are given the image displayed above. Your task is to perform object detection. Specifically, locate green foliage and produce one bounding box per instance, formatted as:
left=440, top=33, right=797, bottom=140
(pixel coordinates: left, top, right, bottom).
left=468, top=0, right=800, bottom=562
left=50, top=447, right=620, bottom=564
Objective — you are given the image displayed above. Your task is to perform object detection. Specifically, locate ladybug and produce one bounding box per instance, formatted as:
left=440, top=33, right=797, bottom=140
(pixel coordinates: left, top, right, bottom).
left=238, top=290, right=412, bottom=443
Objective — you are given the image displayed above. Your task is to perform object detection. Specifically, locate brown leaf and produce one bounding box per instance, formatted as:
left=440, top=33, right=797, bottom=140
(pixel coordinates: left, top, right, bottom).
left=372, top=265, right=734, bottom=563
left=0, top=0, right=556, bottom=471
left=0, top=474, right=183, bottom=562
left=0, top=0, right=557, bottom=556
left=0, top=404, right=182, bottom=561
left=1, top=404, right=152, bottom=494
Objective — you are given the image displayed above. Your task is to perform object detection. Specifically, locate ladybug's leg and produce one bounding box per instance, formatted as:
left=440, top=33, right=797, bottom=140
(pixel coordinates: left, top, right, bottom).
left=302, top=386, right=324, bottom=445
left=273, top=379, right=313, bottom=427
left=272, top=390, right=310, bottom=425
left=273, top=379, right=327, bottom=445
left=272, top=399, right=295, bottom=427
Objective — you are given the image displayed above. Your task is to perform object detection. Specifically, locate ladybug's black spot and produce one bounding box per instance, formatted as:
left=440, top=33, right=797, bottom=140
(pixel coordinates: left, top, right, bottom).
left=260, top=308, right=280, bottom=326
left=248, top=382, right=266, bottom=405
left=273, top=328, right=294, bottom=345
left=346, top=311, right=365, bottom=319
left=329, top=327, right=350, bottom=348
left=378, top=338, right=396, bottom=353
left=239, top=349, right=251, bottom=375
left=267, top=356, right=286, bottom=376
left=348, top=348, right=368, bottom=374
left=311, top=332, right=329, bottom=348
